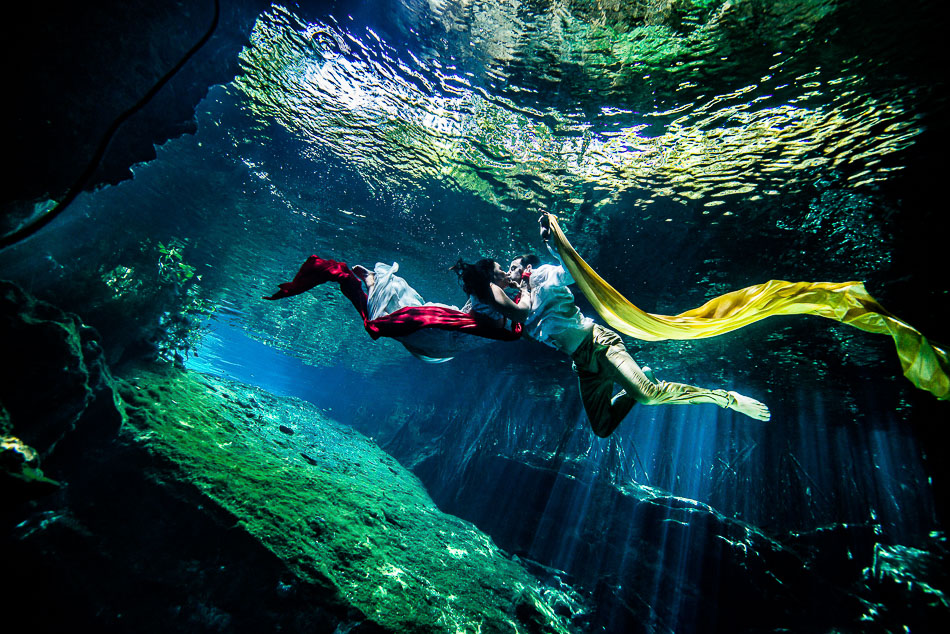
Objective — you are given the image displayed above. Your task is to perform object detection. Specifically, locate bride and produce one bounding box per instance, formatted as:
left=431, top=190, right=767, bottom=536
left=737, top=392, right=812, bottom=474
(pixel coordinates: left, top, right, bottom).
left=352, top=261, right=518, bottom=363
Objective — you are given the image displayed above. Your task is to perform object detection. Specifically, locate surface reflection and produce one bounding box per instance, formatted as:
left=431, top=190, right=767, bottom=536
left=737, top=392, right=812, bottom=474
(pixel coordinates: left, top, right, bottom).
left=236, top=1, right=928, bottom=217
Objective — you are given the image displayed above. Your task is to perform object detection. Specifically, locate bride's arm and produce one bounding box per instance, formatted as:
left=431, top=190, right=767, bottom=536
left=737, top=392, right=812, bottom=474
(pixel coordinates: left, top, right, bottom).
left=488, top=283, right=531, bottom=323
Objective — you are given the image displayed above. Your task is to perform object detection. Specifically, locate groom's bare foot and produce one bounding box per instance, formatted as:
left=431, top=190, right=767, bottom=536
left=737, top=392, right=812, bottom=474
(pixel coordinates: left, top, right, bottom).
left=727, top=391, right=771, bottom=421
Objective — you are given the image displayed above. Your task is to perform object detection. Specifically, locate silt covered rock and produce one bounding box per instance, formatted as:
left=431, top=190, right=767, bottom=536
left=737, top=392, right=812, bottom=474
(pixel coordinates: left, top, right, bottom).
left=114, top=364, right=587, bottom=632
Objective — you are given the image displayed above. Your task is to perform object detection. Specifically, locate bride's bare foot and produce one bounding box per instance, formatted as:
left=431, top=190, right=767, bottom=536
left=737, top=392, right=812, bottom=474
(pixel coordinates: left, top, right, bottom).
left=727, top=391, right=770, bottom=421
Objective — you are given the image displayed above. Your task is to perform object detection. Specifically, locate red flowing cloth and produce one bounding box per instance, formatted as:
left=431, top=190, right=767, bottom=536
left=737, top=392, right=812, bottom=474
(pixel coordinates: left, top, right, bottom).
left=263, top=256, right=522, bottom=342
left=512, top=269, right=531, bottom=303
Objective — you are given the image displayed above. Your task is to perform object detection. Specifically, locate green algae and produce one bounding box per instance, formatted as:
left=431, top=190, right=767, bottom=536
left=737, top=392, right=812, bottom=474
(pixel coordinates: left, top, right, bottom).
left=0, top=433, right=62, bottom=494
left=118, top=364, right=582, bottom=633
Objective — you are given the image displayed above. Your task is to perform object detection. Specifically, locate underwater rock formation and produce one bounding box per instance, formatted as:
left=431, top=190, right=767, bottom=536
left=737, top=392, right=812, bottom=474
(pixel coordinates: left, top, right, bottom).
left=438, top=451, right=871, bottom=632
left=2, top=283, right=585, bottom=632
left=2, top=0, right=272, bottom=231
left=0, top=280, right=122, bottom=497
left=374, top=377, right=948, bottom=632
left=116, top=365, right=586, bottom=632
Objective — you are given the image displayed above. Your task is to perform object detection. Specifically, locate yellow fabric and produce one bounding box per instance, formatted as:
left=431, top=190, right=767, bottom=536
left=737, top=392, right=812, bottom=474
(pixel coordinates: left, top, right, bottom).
left=546, top=213, right=949, bottom=401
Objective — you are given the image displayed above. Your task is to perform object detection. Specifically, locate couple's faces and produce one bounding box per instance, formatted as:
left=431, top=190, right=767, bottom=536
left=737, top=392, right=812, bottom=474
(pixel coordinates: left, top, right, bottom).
left=490, top=258, right=530, bottom=287
left=491, top=262, right=509, bottom=287
left=507, top=259, right=527, bottom=283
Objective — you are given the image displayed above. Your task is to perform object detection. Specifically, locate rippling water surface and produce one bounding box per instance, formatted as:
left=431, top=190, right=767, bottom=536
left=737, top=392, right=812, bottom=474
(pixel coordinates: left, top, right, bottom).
left=236, top=0, right=932, bottom=218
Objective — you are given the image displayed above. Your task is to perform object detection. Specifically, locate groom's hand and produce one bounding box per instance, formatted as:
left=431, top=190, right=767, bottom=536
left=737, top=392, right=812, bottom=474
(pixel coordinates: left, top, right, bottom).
left=538, top=214, right=551, bottom=242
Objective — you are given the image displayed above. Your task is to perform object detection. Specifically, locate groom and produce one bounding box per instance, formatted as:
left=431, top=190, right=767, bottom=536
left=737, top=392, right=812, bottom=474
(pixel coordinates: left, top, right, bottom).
left=505, top=215, right=769, bottom=437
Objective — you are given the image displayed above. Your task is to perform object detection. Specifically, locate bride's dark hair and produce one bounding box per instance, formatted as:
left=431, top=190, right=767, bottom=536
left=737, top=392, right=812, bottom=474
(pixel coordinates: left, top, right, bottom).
left=450, top=258, right=498, bottom=301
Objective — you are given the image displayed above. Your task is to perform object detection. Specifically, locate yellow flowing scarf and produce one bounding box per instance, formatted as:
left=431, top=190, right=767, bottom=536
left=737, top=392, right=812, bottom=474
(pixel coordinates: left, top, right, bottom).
left=546, top=214, right=949, bottom=401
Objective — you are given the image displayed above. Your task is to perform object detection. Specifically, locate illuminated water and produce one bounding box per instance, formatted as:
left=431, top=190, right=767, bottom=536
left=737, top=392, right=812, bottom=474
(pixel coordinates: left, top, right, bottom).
left=2, top=0, right=947, bottom=631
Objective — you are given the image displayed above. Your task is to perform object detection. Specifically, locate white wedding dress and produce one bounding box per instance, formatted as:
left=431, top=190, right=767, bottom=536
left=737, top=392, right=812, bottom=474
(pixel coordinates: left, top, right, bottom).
left=366, top=262, right=500, bottom=363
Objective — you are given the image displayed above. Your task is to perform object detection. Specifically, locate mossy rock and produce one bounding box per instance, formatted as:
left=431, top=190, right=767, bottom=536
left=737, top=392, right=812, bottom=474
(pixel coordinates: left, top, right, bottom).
left=118, top=364, right=586, bottom=632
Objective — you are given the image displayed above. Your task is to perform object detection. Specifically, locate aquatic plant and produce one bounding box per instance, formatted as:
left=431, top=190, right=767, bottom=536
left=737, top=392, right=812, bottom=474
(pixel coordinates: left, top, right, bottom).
left=95, top=236, right=214, bottom=365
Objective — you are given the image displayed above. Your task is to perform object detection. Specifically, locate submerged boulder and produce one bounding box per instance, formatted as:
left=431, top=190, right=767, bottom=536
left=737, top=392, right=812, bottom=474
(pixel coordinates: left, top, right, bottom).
left=7, top=361, right=588, bottom=632
left=1, top=283, right=585, bottom=632
left=420, top=448, right=947, bottom=633
left=0, top=280, right=123, bottom=499
left=108, top=364, right=586, bottom=632
left=0, top=280, right=123, bottom=454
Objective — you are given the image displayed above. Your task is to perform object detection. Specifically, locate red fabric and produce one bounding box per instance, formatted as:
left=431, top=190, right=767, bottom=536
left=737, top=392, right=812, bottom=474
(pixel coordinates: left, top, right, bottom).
left=264, top=256, right=522, bottom=342
left=512, top=270, right=532, bottom=304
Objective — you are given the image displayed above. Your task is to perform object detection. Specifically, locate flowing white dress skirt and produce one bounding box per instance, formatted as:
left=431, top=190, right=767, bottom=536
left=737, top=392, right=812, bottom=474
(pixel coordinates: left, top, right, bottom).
left=366, top=262, right=492, bottom=363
